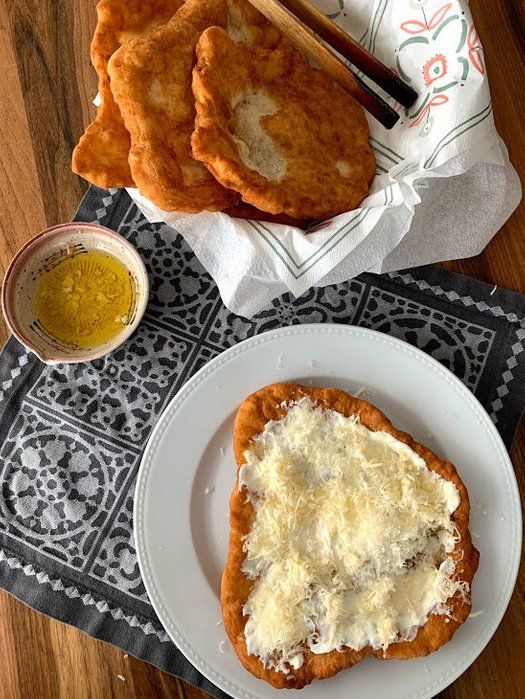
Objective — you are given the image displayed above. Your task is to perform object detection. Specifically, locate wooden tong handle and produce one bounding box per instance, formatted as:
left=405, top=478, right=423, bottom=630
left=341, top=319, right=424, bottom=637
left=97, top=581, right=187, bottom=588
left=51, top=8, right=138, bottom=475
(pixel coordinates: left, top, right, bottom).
left=278, top=0, right=417, bottom=108
left=246, top=0, right=400, bottom=129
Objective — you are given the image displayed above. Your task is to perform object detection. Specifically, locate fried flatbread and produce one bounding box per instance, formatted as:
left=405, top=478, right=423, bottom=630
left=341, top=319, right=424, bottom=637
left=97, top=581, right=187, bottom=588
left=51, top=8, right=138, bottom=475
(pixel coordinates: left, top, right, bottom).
left=192, top=28, right=376, bottom=219
left=107, top=0, right=281, bottom=213
left=72, top=0, right=184, bottom=188
left=223, top=382, right=479, bottom=689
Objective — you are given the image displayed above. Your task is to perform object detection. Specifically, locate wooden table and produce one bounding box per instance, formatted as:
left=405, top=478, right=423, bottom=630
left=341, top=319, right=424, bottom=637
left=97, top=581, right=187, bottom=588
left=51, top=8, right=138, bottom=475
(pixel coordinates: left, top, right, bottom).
left=0, top=0, right=523, bottom=696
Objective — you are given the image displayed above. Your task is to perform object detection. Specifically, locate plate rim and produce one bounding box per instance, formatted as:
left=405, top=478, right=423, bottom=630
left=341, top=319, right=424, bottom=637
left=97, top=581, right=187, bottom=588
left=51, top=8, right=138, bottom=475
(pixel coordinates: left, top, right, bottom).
left=134, top=323, right=522, bottom=699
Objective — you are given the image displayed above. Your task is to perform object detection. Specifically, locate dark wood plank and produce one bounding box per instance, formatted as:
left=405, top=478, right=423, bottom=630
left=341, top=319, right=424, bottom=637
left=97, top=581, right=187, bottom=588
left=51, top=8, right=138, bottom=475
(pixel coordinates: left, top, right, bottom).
left=0, top=0, right=522, bottom=697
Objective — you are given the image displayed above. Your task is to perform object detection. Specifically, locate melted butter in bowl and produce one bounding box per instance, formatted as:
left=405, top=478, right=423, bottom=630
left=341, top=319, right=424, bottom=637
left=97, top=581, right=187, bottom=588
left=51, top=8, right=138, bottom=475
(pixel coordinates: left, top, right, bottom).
left=34, top=249, right=136, bottom=350
left=2, top=222, right=148, bottom=364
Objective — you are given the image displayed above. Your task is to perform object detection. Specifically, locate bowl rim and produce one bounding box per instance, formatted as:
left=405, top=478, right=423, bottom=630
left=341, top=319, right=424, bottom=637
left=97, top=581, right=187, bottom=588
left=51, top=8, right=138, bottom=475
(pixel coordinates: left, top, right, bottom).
left=1, top=221, right=149, bottom=364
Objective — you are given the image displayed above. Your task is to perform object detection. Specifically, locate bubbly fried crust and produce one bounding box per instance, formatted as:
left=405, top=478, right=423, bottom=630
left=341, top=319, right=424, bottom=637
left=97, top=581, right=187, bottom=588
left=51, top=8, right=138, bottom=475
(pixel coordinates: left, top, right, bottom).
left=107, top=0, right=280, bottom=213
left=192, top=29, right=376, bottom=219
left=223, top=383, right=479, bottom=689
left=72, top=0, right=183, bottom=188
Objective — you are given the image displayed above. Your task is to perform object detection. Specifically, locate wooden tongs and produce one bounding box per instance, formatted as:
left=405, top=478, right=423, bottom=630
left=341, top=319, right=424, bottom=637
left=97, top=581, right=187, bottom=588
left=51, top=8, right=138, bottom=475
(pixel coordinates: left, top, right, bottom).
left=246, top=0, right=418, bottom=129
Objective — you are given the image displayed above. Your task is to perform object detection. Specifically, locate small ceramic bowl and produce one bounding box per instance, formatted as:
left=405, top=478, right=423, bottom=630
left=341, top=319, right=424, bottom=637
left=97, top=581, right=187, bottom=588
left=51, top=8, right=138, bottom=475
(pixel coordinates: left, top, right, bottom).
left=2, top=222, right=149, bottom=364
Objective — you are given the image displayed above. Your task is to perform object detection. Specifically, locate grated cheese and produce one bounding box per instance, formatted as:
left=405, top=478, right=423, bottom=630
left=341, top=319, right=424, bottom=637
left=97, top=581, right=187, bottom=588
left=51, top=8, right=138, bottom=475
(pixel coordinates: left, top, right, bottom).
left=239, top=398, right=467, bottom=673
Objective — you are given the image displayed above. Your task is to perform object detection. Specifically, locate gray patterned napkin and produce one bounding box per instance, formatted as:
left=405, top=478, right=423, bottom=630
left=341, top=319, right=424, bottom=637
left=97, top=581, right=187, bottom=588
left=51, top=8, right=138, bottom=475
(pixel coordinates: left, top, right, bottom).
left=0, top=186, right=523, bottom=698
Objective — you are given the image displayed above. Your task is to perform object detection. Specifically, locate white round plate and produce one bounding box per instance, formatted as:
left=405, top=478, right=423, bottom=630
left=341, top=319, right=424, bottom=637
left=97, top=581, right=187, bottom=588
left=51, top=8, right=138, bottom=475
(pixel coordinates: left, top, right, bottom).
left=135, top=324, right=521, bottom=699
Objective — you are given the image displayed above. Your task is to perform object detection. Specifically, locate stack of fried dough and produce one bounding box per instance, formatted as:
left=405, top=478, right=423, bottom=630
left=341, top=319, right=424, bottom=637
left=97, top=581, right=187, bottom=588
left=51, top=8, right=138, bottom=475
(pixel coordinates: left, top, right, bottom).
left=73, top=0, right=376, bottom=222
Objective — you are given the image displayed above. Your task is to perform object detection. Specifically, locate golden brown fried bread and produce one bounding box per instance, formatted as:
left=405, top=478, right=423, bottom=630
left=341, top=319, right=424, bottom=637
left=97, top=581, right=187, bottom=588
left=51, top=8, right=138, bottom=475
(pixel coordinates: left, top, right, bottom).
left=192, top=28, right=376, bottom=219
left=223, top=382, right=479, bottom=688
left=72, top=0, right=184, bottom=188
left=107, top=0, right=281, bottom=213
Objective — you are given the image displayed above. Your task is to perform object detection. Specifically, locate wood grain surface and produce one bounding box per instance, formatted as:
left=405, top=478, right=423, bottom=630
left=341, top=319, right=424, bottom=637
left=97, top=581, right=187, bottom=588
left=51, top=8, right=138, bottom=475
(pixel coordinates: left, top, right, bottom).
left=0, top=0, right=523, bottom=697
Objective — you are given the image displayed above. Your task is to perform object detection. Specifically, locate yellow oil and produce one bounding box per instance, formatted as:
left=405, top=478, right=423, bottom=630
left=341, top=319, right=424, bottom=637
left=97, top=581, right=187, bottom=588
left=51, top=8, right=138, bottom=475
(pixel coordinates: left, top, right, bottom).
left=34, top=249, right=136, bottom=348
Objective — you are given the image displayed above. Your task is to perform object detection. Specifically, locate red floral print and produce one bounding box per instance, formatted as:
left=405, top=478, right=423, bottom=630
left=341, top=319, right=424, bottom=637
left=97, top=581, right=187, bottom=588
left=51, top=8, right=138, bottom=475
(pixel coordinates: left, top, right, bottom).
left=409, top=95, right=449, bottom=127
left=400, top=3, right=452, bottom=34
left=467, top=25, right=485, bottom=74
left=423, top=54, right=448, bottom=86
